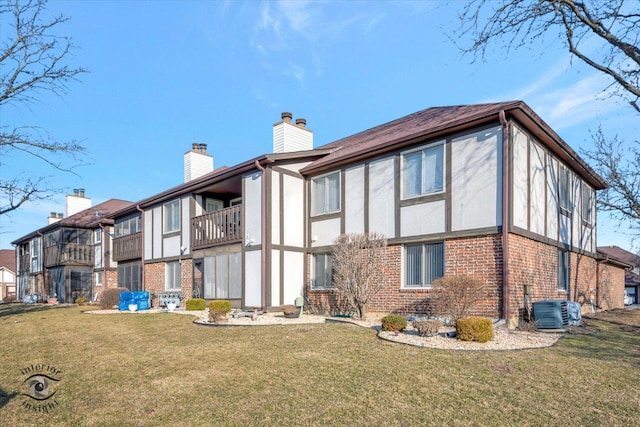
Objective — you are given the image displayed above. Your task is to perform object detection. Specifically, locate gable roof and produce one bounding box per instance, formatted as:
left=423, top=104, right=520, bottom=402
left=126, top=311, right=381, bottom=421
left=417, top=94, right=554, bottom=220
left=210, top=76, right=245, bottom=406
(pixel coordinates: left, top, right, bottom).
left=0, top=249, right=16, bottom=273
left=300, top=101, right=607, bottom=190
left=598, top=245, right=640, bottom=268
left=131, top=150, right=333, bottom=210
left=11, top=199, right=133, bottom=245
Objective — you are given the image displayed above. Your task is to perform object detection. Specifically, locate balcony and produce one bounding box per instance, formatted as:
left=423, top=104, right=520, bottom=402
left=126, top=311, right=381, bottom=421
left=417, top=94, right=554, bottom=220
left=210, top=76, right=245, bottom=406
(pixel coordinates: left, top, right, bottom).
left=113, top=232, right=142, bottom=262
left=44, top=244, right=94, bottom=267
left=191, top=205, right=242, bottom=250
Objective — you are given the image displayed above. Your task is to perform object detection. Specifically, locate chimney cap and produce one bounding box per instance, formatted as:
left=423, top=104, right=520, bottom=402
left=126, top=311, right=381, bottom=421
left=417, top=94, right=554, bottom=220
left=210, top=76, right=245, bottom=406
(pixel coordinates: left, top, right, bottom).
left=295, top=118, right=307, bottom=128
left=281, top=112, right=293, bottom=123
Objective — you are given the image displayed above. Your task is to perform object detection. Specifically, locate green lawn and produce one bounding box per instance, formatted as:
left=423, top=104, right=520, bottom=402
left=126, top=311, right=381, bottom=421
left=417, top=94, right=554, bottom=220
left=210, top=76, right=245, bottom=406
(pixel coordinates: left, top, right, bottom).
left=1, top=304, right=639, bottom=426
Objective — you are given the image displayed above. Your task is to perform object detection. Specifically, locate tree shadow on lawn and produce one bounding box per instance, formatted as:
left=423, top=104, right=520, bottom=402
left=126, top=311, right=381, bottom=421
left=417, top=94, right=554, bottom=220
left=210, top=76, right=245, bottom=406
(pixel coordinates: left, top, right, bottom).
left=0, top=303, right=75, bottom=319
left=0, top=385, right=18, bottom=409
left=559, top=319, right=640, bottom=367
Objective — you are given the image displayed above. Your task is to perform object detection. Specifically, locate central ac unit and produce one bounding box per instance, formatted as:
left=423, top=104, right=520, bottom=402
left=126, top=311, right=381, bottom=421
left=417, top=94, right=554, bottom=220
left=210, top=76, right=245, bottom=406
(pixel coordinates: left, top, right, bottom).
left=532, top=300, right=569, bottom=328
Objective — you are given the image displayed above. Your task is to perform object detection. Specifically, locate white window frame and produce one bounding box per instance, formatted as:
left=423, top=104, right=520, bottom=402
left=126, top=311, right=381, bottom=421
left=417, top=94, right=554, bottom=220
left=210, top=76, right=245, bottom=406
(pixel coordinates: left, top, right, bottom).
left=163, top=200, right=181, bottom=234
left=311, top=171, right=341, bottom=216
left=94, top=228, right=102, bottom=244
left=401, top=142, right=445, bottom=200
left=165, top=261, right=181, bottom=290
left=95, top=271, right=103, bottom=287
left=311, top=253, right=334, bottom=290
left=403, top=241, right=445, bottom=288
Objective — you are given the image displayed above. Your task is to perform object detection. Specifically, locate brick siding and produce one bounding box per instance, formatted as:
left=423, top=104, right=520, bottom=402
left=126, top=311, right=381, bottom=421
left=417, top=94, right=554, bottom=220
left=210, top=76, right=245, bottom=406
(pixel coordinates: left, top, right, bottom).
left=306, top=234, right=504, bottom=318
left=305, top=232, right=623, bottom=321
left=144, top=259, right=193, bottom=307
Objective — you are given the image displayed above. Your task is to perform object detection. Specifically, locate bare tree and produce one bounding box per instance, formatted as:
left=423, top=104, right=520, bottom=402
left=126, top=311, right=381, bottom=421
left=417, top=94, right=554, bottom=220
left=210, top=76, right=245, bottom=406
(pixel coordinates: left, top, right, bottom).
left=0, top=0, right=88, bottom=216
left=430, top=275, right=487, bottom=324
left=455, top=0, right=640, bottom=239
left=582, top=127, right=640, bottom=238
left=456, top=0, right=640, bottom=111
left=332, top=232, right=388, bottom=319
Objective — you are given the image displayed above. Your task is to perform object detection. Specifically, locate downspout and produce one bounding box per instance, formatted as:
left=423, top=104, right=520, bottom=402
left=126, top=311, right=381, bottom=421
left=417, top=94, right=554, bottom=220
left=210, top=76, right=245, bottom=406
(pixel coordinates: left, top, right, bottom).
left=499, top=110, right=511, bottom=325
left=595, top=258, right=603, bottom=312
left=36, top=231, right=44, bottom=298
left=98, top=222, right=108, bottom=289
left=136, top=205, right=145, bottom=290
left=254, top=160, right=267, bottom=312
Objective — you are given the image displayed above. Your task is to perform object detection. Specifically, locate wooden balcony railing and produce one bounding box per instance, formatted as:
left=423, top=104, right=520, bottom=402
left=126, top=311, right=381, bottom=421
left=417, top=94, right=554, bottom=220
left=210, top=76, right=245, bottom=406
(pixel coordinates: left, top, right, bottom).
left=44, top=244, right=94, bottom=267
left=113, top=232, right=142, bottom=262
left=191, top=206, right=242, bottom=249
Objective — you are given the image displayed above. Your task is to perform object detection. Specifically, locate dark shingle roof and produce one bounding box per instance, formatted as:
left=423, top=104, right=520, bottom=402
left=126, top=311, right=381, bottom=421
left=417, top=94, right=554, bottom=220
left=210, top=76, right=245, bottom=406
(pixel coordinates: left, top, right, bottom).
left=11, top=199, right=133, bottom=245
left=0, top=249, right=16, bottom=273
left=300, top=101, right=607, bottom=189
left=598, top=246, right=640, bottom=268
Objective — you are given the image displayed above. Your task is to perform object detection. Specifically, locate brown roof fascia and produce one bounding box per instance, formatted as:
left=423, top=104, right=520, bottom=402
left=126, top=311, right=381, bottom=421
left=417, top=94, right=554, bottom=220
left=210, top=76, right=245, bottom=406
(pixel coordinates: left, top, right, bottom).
left=505, top=104, right=607, bottom=190
left=300, top=101, right=607, bottom=191
left=10, top=199, right=132, bottom=245
left=300, top=102, right=521, bottom=176
left=137, top=150, right=333, bottom=209
left=597, top=251, right=634, bottom=270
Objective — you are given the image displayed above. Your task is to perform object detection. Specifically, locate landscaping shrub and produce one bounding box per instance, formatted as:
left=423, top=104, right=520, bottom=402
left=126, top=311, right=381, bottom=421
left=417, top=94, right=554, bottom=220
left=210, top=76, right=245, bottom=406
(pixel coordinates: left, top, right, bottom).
left=75, top=297, right=87, bottom=305
left=518, top=319, right=539, bottom=332
left=280, top=304, right=297, bottom=315
left=208, top=300, right=232, bottom=323
left=381, top=315, right=408, bottom=332
left=2, top=295, right=16, bottom=303
left=456, top=317, right=494, bottom=343
left=413, top=319, right=443, bottom=337
left=99, top=287, right=129, bottom=309
left=430, top=275, right=487, bottom=324
left=209, top=300, right=232, bottom=313
left=186, top=298, right=206, bottom=311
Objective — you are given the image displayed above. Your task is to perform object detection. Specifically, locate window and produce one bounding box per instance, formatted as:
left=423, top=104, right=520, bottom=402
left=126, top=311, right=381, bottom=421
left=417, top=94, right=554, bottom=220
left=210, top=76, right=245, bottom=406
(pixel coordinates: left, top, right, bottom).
left=312, top=253, right=334, bottom=289
left=402, top=143, right=444, bottom=198
left=312, top=172, right=340, bottom=215
left=164, top=200, right=180, bottom=233
left=115, top=215, right=141, bottom=237
left=117, top=262, right=142, bottom=292
left=166, top=261, right=181, bottom=290
left=94, top=228, right=102, bottom=244
left=559, top=166, right=572, bottom=212
left=404, top=242, right=444, bottom=287
left=581, top=183, right=593, bottom=223
left=558, top=250, right=569, bottom=291
left=206, top=198, right=224, bottom=213
left=95, top=271, right=103, bottom=287
left=203, top=253, right=242, bottom=299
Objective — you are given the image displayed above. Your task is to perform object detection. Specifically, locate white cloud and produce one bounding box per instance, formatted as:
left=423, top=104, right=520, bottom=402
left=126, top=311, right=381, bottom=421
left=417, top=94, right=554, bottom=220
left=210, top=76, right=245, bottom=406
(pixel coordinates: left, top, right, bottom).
left=486, top=55, right=626, bottom=131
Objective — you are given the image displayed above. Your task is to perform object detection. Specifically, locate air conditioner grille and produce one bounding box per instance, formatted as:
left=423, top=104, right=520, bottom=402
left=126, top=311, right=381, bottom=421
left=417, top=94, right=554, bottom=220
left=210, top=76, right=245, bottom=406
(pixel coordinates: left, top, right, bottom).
left=532, top=300, right=569, bottom=329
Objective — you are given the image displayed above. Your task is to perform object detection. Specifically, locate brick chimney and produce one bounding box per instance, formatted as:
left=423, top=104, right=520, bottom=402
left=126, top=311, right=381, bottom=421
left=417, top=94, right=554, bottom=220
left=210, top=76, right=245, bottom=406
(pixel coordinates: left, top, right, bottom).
left=273, top=112, right=313, bottom=153
left=184, top=143, right=214, bottom=182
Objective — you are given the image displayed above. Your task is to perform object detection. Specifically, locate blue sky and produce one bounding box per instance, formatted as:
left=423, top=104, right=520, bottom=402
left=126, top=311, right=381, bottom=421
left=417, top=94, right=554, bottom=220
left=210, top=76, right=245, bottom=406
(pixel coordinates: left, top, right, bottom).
left=1, top=0, right=637, bottom=250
